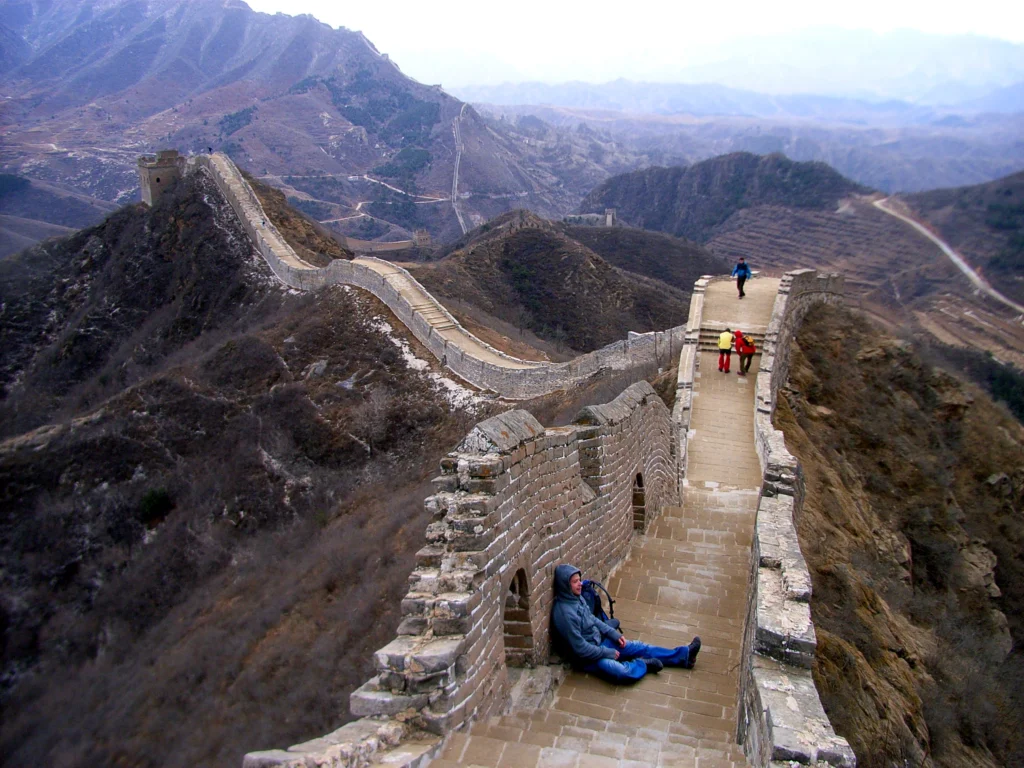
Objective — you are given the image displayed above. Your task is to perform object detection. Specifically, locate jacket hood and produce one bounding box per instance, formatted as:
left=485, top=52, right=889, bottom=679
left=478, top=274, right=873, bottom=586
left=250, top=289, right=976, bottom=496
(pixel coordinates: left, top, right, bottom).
left=554, top=564, right=582, bottom=602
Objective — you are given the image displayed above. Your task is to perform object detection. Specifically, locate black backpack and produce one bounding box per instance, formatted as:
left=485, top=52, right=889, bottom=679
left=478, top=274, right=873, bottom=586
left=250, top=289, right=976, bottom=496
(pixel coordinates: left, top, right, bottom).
left=581, top=579, right=619, bottom=630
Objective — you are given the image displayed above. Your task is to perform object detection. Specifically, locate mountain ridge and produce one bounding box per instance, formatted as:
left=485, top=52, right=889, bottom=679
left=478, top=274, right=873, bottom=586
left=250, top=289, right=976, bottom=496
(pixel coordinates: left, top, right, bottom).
left=579, top=152, right=870, bottom=242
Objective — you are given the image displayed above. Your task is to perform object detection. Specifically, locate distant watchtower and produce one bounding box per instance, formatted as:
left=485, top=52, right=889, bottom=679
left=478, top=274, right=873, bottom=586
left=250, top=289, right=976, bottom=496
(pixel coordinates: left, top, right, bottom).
left=414, top=229, right=431, bottom=247
left=605, top=208, right=617, bottom=227
left=138, top=149, right=184, bottom=206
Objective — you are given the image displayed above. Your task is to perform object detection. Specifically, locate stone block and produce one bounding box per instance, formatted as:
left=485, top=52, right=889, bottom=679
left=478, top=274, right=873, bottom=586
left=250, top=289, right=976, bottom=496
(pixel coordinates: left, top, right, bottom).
left=242, top=750, right=307, bottom=767
left=431, top=475, right=458, bottom=493
left=458, top=411, right=543, bottom=454
left=350, top=679, right=429, bottom=717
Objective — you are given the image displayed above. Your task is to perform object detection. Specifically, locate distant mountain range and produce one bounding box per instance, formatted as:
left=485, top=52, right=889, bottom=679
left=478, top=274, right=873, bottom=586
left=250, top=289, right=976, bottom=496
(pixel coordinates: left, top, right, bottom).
left=0, top=0, right=649, bottom=250
left=454, top=79, right=1024, bottom=121
left=580, top=152, right=871, bottom=242
left=447, top=28, right=1024, bottom=106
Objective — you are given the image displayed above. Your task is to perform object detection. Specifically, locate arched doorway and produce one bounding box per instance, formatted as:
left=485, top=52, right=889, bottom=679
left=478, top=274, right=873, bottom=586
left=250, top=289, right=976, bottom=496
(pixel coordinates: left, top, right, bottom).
left=503, top=568, right=533, bottom=667
left=633, top=473, right=646, bottom=530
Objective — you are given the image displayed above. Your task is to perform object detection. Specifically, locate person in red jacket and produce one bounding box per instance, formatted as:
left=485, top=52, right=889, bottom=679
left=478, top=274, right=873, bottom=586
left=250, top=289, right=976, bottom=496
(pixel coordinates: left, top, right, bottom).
left=734, top=331, right=756, bottom=376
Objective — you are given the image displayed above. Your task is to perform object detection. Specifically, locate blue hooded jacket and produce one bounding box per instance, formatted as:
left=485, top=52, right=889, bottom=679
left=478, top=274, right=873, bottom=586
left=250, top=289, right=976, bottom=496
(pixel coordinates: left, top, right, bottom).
left=551, top=564, right=622, bottom=663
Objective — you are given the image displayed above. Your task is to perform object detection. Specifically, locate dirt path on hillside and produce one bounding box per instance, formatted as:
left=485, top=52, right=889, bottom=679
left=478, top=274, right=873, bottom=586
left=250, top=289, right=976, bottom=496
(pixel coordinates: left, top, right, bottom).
left=873, top=198, right=1024, bottom=318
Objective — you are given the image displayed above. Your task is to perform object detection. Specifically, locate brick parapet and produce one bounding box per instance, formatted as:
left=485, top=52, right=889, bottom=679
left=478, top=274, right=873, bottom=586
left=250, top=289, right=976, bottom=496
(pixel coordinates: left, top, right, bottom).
left=195, top=152, right=686, bottom=400
left=244, top=382, right=676, bottom=767
left=738, top=269, right=855, bottom=768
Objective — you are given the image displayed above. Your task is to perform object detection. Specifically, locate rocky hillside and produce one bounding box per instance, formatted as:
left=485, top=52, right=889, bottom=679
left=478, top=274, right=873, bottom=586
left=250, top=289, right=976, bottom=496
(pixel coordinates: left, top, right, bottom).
left=407, top=211, right=695, bottom=353
left=0, top=168, right=492, bottom=766
left=0, top=168, right=690, bottom=767
left=778, top=303, right=1024, bottom=767
left=905, top=170, right=1024, bottom=305
left=578, top=152, right=870, bottom=242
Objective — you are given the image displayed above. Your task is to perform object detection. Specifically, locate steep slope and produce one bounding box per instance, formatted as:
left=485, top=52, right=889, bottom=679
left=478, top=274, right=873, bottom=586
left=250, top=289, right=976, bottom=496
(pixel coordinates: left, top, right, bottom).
left=0, top=167, right=491, bottom=767
left=905, top=170, right=1024, bottom=305
left=778, top=303, right=1024, bottom=767
left=579, top=152, right=870, bottom=242
left=407, top=211, right=693, bottom=353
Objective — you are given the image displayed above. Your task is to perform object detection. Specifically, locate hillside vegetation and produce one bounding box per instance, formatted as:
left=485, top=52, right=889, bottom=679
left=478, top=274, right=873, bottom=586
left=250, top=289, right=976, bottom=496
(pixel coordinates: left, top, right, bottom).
left=0, top=173, right=686, bottom=767
left=0, top=171, right=485, bottom=766
left=579, top=152, right=870, bottom=242
left=561, top=224, right=727, bottom=292
left=408, top=211, right=694, bottom=353
left=779, top=303, right=1024, bottom=767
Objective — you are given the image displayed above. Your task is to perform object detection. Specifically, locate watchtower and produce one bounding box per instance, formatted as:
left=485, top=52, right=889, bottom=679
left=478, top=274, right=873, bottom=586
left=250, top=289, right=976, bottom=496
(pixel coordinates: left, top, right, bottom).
left=414, top=229, right=431, bottom=247
left=137, top=149, right=184, bottom=206
left=605, top=208, right=617, bottom=227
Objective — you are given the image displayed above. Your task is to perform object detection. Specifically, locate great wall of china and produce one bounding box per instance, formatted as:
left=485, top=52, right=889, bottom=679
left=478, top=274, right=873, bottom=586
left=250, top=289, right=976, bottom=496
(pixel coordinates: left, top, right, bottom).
left=146, top=154, right=856, bottom=767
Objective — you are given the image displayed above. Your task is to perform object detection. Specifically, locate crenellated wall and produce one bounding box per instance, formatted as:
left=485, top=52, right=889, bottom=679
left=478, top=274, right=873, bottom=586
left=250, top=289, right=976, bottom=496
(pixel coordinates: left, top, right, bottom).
left=195, top=152, right=686, bottom=400
left=738, top=269, right=857, bottom=768
left=243, top=381, right=674, bottom=767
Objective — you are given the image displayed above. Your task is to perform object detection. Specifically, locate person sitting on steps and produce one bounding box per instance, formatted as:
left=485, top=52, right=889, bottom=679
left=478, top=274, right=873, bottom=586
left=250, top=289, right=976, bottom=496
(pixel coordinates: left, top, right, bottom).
left=550, top=564, right=701, bottom=683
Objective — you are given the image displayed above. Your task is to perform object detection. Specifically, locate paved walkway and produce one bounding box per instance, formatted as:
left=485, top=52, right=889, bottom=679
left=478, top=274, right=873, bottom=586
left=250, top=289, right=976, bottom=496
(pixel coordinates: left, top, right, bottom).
left=353, top=258, right=546, bottom=370
left=431, top=278, right=779, bottom=767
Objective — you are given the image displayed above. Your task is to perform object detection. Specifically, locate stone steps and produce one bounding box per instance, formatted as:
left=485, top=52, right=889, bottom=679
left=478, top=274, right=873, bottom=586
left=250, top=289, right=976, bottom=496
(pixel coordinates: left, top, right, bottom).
left=428, top=279, right=780, bottom=767
left=432, top=706, right=749, bottom=767
left=433, top=498, right=755, bottom=767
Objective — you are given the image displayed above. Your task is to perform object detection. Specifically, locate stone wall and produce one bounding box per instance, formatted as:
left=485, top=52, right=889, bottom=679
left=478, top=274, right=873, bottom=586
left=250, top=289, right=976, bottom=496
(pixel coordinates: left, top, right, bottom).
left=243, top=381, right=674, bottom=767
left=339, top=235, right=416, bottom=252
left=738, top=269, right=856, bottom=767
left=195, top=152, right=685, bottom=400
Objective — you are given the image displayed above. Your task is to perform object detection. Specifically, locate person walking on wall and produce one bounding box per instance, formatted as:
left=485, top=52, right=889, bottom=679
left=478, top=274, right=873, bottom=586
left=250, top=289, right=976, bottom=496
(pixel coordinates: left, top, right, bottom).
left=551, top=564, right=701, bottom=684
left=718, top=328, right=734, bottom=373
left=735, top=331, right=756, bottom=377
left=732, top=257, right=752, bottom=299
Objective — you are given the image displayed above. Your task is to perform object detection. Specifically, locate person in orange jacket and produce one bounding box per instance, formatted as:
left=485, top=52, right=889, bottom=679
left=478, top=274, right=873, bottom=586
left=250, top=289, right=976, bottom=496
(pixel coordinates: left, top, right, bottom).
left=734, top=331, right=756, bottom=376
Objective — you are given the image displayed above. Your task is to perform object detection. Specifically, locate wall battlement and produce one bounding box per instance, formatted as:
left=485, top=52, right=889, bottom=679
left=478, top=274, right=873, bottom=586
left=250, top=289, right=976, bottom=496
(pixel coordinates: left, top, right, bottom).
left=244, top=381, right=674, bottom=767
left=740, top=269, right=857, bottom=767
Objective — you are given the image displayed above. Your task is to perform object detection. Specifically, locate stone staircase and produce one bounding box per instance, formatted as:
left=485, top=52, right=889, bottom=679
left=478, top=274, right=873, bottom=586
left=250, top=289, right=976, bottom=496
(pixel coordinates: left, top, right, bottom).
left=428, top=496, right=754, bottom=768
left=695, top=328, right=765, bottom=354
left=428, top=278, right=779, bottom=768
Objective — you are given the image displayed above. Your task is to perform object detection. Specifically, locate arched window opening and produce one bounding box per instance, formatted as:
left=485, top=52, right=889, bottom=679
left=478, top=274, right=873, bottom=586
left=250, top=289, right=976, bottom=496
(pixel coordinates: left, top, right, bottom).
left=503, top=568, right=533, bottom=667
left=632, top=473, right=646, bottom=530
left=155, top=177, right=161, bottom=183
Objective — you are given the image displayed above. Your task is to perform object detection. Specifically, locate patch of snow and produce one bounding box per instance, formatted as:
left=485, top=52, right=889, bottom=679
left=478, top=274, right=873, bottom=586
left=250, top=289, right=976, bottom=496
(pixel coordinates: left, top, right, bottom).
left=369, top=316, right=486, bottom=411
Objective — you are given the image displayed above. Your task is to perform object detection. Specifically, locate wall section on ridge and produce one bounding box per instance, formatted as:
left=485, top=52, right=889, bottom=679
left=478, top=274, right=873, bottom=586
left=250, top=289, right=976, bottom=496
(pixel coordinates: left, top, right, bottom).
left=738, top=269, right=857, bottom=768
left=243, top=381, right=675, bottom=767
left=195, top=152, right=685, bottom=400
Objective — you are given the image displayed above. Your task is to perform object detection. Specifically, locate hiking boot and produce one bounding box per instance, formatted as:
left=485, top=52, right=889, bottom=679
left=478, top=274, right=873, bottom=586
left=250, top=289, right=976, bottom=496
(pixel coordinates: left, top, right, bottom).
left=641, top=658, right=664, bottom=674
left=684, top=636, right=701, bottom=668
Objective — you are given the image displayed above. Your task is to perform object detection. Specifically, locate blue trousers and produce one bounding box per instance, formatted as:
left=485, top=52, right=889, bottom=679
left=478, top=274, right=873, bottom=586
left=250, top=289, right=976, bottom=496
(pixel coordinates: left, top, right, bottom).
left=582, top=638, right=691, bottom=683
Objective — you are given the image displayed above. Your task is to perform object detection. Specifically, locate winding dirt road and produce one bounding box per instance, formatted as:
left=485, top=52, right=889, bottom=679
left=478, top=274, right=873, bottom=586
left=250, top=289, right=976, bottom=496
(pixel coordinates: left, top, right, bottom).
left=874, top=197, right=1024, bottom=317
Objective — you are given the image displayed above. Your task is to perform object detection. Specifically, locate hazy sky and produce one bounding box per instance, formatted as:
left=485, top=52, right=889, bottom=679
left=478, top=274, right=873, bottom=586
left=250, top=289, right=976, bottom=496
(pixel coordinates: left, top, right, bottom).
left=244, top=0, right=1024, bottom=88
